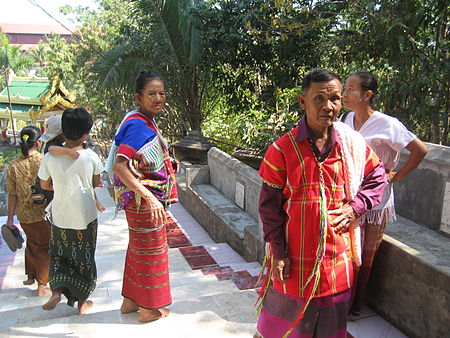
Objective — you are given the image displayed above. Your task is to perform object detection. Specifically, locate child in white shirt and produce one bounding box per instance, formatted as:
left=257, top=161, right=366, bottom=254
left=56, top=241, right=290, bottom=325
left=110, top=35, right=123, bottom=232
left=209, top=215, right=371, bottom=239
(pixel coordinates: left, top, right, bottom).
left=39, top=107, right=103, bottom=315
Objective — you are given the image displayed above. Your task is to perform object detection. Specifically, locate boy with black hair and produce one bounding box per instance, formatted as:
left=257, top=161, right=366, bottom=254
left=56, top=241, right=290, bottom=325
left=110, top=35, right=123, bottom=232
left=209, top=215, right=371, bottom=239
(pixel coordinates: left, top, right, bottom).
left=38, top=107, right=103, bottom=314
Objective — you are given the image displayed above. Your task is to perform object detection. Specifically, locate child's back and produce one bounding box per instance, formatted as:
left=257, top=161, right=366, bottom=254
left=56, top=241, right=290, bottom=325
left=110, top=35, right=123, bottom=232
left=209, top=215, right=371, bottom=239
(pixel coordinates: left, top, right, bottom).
left=39, top=148, right=102, bottom=230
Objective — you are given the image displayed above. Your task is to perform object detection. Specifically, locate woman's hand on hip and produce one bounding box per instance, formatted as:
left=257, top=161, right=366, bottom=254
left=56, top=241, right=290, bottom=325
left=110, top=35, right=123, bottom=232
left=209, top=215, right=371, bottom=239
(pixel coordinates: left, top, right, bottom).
left=144, top=195, right=166, bottom=225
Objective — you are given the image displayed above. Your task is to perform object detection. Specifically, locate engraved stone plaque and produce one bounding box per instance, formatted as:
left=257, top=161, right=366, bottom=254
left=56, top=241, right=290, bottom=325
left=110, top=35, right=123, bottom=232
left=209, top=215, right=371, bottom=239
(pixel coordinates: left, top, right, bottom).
left=235, top=181, right=245, bottom=209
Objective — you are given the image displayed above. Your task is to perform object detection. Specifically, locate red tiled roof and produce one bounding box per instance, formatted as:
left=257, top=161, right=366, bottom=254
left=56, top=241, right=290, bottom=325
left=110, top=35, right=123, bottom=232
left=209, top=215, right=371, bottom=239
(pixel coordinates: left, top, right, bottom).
left=0, top=23, right=76, bottom=35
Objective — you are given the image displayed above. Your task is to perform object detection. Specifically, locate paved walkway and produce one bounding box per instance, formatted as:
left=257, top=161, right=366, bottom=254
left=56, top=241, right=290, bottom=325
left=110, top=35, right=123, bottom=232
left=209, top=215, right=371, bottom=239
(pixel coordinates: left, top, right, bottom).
left=0, top=188, right=407, bottom=337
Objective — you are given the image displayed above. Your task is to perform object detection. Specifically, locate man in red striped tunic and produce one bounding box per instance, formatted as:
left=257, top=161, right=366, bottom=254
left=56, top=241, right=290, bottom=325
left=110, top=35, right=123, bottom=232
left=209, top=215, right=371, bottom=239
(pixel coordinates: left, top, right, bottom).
left=255, top=69, right=387, bottom=338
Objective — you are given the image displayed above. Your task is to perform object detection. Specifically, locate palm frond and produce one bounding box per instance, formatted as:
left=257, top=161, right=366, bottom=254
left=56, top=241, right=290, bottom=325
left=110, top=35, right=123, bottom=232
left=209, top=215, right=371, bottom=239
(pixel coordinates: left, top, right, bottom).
left=91, top=44, right=154, bottom=93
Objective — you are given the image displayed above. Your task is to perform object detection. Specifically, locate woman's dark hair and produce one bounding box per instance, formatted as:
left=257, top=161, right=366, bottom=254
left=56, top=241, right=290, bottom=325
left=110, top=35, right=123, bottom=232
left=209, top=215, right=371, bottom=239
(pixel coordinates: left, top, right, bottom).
left=20, top=126, right=41, bottom=156
left=62, top=107, right=93, bottom=141
left=302, top=68, right=341, bottom=90
left=351, top=71, right=378, bottom=105
left=135, top=71, right=165, bottom=94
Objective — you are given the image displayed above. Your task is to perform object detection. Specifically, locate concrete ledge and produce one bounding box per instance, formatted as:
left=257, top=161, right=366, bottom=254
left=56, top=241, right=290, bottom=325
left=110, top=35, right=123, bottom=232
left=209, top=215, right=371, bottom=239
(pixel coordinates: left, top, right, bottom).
left=208, top=147, right=262, bottom=222
left=176, top=172, right=262, bottom=262
left=395, top=142, right=450, bottom=234
left=367, top=216, right=450, bottom=338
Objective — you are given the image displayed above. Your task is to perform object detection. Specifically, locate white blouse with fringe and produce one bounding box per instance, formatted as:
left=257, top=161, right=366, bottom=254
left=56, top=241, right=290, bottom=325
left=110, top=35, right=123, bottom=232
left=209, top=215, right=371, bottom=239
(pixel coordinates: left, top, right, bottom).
left=342, top=111, right=416, bottom=224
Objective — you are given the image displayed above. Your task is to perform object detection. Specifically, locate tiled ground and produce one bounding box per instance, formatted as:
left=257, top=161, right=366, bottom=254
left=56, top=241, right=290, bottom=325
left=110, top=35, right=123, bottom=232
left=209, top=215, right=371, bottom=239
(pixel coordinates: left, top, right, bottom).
left=0, top=188, right=408, bottom=337
left=165, top=207, right=261, bottom=291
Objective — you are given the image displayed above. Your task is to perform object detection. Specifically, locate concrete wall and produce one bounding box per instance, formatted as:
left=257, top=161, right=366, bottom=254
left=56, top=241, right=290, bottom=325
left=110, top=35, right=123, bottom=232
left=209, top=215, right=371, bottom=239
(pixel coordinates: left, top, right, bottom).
left=208, top=147, right=262, bottom=223
left=207, top=142, right=450, bottom=236
left=394, top=142, right=450, bottom=234
left=367, top=234, right=450, bottom=338
left=176, top=151, right=265, bottom=263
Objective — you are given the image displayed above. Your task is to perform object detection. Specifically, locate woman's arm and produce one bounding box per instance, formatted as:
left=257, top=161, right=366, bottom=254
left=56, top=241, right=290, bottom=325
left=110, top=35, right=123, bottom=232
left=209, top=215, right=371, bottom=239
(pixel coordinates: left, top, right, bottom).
left=6, top=194, right=18, bottom=228
left=389, top=138, right=428, bottom=182
left=113, top=156, right=166, bottom=225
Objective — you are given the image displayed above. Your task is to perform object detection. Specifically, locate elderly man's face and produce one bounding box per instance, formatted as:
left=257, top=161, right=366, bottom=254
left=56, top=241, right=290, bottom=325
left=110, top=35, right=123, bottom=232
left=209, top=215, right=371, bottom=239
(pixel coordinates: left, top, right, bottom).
left=299, top=79, right=342, bottom=132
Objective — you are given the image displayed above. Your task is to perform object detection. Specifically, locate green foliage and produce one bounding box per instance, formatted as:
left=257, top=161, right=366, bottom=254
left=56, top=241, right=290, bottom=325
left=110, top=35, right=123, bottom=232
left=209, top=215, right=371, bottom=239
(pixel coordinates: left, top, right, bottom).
left=28, top=42, right=50, bottom=71
left=0, top=145, right=18, bottom=171
left=35, top=0, right=449, bottom=154
left=325, top=0, right=449, bottom=144
left=91, top=0, right=203, bottom=133
left=40, top=0, right=137, bottom=153
left=203, top=87, right=302, bottom=153
left=0, top=32, right=34, bottom=84
left=201, top=0, right=449, bottom=148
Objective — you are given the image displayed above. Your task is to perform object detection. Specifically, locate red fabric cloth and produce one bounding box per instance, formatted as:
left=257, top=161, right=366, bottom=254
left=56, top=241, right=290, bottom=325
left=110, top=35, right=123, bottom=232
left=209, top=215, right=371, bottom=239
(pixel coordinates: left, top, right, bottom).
left=122, top=199, right=172, bottom=309
left=259, top=125, right=382, bottom=299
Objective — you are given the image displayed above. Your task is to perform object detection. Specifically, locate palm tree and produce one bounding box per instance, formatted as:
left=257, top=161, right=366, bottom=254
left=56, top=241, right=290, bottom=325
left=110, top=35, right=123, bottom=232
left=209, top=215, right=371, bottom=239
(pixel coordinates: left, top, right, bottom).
left=29, top=42, right=50, bottom=68
left=0, top=33, right=34, bottom=81
left=0, top=32, right=34, bottom=145
left=92, top=0, right=203, bottom=132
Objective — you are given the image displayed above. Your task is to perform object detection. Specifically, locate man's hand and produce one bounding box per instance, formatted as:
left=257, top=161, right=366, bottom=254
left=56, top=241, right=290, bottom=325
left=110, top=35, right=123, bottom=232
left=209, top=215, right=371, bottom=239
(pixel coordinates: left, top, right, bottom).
left=330, top=204, right=357, bottom=234
left=272, top=257, right=290, bottom=282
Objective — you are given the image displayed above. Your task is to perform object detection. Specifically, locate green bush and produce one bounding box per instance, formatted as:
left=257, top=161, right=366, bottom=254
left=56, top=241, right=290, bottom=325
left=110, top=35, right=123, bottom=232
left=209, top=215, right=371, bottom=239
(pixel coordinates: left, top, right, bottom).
left=0, top=146, right=19, bottom=171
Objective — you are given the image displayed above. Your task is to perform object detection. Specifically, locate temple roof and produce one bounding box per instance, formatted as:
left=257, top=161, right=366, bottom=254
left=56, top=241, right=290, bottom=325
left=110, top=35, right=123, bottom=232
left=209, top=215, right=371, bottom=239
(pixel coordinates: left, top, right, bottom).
left=0, top=76, right=76, bottom=120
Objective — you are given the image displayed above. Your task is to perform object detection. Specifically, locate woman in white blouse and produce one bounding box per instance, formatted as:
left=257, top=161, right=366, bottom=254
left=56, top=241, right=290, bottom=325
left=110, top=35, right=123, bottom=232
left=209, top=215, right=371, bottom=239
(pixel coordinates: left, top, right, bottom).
left=342, top=71, right=428, bottom=317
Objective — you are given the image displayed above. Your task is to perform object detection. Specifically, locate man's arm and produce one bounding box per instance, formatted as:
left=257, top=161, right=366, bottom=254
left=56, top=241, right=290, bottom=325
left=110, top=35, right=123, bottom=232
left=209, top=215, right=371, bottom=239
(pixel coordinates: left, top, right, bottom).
left=260, top=184, right=286, bottom=257
left=348, top=160, right=387, bottom=217
left=331, top=147, right=387, bottom=233
left=259, top=183, right=290, bottom=282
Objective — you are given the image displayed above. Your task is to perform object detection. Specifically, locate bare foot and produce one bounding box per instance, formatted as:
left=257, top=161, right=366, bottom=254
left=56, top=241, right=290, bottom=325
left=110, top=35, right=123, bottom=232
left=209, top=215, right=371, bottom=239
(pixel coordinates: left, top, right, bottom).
left=253, top=333, right=262, bottom=338
left=138, top=307, right=170, bottom=322
left=42, top=292, right=61, bottom=310
left=78, top=300, right=93, bottom=315
left=37, top=284, right=52, bottom=296
left=23, top=277, right=35, bottom=285
left=120, top=298, right=139, bottom=314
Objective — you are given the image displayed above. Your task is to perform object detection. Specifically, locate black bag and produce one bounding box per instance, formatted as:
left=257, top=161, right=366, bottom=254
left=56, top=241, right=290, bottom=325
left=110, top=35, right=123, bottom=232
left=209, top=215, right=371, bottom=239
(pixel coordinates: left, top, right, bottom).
left=30, top=178, right=52, bottom=205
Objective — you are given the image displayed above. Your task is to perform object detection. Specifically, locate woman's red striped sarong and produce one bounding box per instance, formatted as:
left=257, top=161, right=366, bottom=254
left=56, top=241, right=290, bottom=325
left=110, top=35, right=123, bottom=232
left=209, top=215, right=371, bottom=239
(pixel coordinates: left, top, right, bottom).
left=122, top=199, right=172, bottom=309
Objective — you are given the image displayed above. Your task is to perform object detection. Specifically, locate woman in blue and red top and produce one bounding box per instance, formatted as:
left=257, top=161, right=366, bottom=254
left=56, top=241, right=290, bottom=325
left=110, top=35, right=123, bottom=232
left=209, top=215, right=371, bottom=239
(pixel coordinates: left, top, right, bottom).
left=113, top=71, right=177, bottom=322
